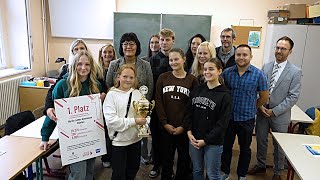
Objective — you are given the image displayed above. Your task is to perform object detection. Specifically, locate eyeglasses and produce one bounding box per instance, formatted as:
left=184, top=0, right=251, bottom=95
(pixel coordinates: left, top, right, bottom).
left=122, top=42, right=136, bottom=47
left=274, top=46, right=289, bottom=52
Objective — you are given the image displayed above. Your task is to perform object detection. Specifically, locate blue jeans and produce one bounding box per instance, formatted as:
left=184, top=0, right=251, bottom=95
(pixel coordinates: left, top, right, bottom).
left=189, top=143, right=223, bottom=180
left=68, top=158, right=95, bottom=180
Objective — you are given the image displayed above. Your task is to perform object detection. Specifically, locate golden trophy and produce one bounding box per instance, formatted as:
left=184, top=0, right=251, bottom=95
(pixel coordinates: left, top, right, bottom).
left=133, top=85, right=155, bottom=137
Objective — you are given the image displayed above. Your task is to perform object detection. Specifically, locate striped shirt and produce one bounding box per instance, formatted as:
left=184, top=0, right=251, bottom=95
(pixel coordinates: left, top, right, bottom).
left=222, top=65, right=268, bottom=121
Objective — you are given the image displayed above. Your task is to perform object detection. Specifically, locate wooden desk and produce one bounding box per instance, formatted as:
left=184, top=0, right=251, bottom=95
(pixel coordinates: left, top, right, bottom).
left=272, top=132, right=320, bottom=180
left=288, top=105, right=314, bottom=133
left=19, top=86, right=49, bottom=112
left=0, top=136, right=46, bottom=180
left=6, top=116, right=59, bottom=180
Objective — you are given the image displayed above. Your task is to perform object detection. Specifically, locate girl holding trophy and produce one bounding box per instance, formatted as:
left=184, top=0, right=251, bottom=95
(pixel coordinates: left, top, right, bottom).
left=103, top=64, right=147, bottom=180
left=155, top=48, right=198, bottom=179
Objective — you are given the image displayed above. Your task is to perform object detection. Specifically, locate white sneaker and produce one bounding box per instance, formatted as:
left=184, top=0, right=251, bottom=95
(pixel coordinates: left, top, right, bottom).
left=102, top=161, right=111, bottom=168
left=238, top=176, right=246, bottom=180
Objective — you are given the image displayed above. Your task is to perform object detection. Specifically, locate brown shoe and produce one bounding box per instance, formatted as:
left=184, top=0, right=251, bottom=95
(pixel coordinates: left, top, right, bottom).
left=272, top=174, right=282, bottom=180
left=247, top=165, right=266, bottom=175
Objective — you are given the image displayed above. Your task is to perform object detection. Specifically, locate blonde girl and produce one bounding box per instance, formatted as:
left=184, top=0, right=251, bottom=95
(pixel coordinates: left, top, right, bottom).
left=40, top=51, right=102, bottom=179
left=103, top=64, right=146, bottom=180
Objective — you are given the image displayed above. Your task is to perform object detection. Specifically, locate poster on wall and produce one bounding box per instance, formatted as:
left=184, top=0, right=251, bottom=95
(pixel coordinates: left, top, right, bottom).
left=248, top=31, right=261, bottom=47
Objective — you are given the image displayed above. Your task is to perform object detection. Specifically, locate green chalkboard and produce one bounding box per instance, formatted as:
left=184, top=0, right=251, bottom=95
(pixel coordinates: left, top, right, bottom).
left=114, top=12, right=161, bottom=58
left=113, top=13, right=211, bottom=58
left=162, top=14, right=211, bottom=52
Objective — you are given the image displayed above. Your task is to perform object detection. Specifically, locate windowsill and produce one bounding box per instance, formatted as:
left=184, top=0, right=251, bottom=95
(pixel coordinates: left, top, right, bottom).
left=0, top=68, right=31, bottom=79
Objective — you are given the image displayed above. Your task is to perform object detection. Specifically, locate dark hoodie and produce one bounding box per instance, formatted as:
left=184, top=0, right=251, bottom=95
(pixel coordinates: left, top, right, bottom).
left=183, top=83, right=232, bottom=145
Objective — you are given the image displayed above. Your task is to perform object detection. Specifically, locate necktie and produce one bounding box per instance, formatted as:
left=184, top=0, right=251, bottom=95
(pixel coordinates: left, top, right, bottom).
left=269, top=63, right=280, bottom=93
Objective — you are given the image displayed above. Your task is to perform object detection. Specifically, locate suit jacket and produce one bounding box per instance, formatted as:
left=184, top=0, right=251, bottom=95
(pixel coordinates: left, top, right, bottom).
left=259, top=61, right=302, bottom=124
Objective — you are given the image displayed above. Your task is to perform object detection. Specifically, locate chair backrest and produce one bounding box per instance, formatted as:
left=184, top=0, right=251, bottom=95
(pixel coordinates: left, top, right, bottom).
left=4, top=111, right=35, bottom=135
left=33, top=106, right=45, bottom=119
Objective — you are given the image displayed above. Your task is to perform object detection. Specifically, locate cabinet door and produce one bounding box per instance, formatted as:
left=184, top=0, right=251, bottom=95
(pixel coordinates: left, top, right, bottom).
left=296, top=26, right=320, bottom=111
left=264, top=24, right=307, bottom=68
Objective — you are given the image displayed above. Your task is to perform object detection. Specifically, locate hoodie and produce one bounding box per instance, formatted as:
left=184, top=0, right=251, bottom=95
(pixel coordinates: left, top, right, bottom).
left=103, top=88, right=143, bottom=146
left=183, top=83, right=232, bottom=145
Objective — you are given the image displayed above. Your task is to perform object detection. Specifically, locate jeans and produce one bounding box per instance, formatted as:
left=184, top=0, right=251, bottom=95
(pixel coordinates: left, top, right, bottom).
left=189, top=143, right=223, bottom=180
left=68, top=158, right=95, bottom=180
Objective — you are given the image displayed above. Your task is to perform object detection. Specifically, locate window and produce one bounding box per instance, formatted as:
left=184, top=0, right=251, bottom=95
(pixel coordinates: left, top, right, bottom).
left=0, top=0, right=31, bottom=72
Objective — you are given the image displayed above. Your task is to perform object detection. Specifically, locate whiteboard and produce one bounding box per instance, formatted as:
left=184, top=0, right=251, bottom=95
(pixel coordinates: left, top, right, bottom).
left=48, top=0, right=115, bottom=39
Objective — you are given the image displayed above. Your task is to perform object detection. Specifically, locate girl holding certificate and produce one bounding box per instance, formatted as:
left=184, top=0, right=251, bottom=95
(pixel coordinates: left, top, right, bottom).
left=40, top=51, right=102, bottom=180
left=185, top=58, right=231, bottom=180
left=103, top=64, right=147, bottom=180
left=155, top=48, right=198, bottom=179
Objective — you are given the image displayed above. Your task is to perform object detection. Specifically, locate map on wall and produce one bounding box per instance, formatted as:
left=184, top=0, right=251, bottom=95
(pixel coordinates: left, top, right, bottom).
left=248, top=31, right=261, bottom=47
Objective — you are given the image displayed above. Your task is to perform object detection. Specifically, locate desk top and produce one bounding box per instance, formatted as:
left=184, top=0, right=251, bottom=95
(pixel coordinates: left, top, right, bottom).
left=0, top=136, right=54, bottom=179
left=12, top=116, right=59, bottom=140
left=272, top=132, right=320, bottom=180
left=291, top=105, right=313, bottom=123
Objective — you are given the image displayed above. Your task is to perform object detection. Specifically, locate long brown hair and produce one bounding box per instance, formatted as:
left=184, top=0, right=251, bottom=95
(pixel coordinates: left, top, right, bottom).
left=113, top=64, right=138, bottom=89
left=204, top=58, right=224, bottom=84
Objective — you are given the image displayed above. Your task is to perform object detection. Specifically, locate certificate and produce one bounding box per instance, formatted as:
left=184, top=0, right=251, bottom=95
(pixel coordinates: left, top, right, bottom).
left=54, top=94, right=106, bottom=166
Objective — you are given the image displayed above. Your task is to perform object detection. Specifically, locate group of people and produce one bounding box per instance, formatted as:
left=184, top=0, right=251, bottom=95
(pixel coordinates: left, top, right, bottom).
left=39, top=26, right=302, bottom=180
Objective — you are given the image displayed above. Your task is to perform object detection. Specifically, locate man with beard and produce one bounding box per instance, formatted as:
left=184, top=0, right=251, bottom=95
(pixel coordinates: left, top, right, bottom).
left=221, top=44, right=269, bottom=180
left=216, top=28, right=237, bottom=70
left=248, top=36, right=302, bottom=180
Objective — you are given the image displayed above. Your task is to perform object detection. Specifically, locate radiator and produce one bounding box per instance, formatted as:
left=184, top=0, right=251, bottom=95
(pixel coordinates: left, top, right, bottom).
left=0, top=75, right=31, bottom=126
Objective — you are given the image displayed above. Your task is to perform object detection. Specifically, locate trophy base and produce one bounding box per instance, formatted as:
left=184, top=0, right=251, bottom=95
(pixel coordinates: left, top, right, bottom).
left=138, top=133, right=150, bottom=138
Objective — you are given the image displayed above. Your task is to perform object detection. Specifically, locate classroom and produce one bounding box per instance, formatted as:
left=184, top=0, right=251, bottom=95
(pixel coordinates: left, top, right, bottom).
left=0, top=0, right=320, bottom=180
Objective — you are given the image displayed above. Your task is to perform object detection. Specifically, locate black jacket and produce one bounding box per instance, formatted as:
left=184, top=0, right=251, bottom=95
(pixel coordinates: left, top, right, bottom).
left=184, top=83, right=232, bottom=145
left=215, top=46, right=236, bottom=70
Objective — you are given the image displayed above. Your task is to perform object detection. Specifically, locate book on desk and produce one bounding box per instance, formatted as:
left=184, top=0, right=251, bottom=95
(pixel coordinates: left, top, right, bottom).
left=304, top=144, right=320, bottom=156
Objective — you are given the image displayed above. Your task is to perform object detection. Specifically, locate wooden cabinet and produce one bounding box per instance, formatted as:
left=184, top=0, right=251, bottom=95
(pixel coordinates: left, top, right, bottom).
left=19, top=86, right=49, bottom=112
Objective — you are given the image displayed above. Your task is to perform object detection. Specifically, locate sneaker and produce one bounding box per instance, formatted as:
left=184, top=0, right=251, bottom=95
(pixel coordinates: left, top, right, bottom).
left=149, top=166, right=160, bottom=178
left=220, top=172, right=230, bottom=180
left=102, top=161, right=111, bottom=168
left=239, top=176, right=246, bottom=180
left=141, top=157, right=150, bottom=165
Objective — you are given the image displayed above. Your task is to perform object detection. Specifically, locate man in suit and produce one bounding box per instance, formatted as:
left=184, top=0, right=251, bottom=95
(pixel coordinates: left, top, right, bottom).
left=248, top=36, right=302, bottom=180
left=216, top=28, right=237, bottom=70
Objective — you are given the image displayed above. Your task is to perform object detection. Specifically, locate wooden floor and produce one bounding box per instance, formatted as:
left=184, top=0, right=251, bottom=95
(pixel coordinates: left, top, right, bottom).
left=39, top=135, right=300, bottom=180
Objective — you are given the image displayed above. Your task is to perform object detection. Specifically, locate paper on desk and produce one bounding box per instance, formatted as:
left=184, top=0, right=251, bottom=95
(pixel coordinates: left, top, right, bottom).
left=0, top=150, right=6, bottom=156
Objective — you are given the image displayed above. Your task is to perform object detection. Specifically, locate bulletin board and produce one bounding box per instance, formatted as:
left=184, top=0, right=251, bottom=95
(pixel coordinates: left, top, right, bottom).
left=231, top=25, right=262, bottom=47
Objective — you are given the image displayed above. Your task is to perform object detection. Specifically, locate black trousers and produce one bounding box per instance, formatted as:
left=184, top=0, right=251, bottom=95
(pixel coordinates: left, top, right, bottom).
left=221, top=119, right=255, bottom=177
left=111, top=140, right=141, bottom=180
left=150, top=110, right=162, bottom=169
left=160, top=130, right=190, bottom=180
left=101, top=119, right=112, bottom=163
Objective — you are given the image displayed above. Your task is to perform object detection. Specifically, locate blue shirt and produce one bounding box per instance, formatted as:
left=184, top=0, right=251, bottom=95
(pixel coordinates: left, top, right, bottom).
left=222, top=65, right=268, bottom=121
